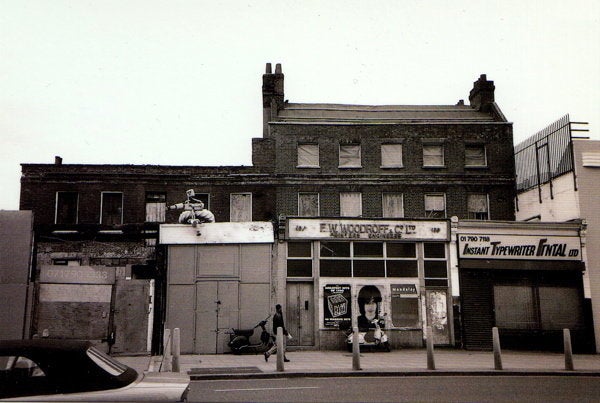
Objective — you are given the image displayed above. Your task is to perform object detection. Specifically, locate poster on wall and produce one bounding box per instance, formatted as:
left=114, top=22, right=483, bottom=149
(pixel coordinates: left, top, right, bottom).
left=323, top=284, right=351, bottom=328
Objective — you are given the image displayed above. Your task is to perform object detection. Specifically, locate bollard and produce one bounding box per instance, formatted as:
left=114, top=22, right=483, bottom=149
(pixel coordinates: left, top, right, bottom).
left=162, top=328, right=172, bottom=372
left=276, top=327, right=285, bottom=372
left=352, top=327, right=362, bottom=371
left=492, top=327, right=503, bottom=370
left=172, top=328, right=181, bottom=373
left=426, top=326, right=435, bottom=370
left=563, top=328, right=574, bottom=371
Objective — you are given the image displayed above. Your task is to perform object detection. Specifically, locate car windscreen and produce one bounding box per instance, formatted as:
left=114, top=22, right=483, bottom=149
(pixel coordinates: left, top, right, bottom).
left=86, top=347, right=129, bottom=376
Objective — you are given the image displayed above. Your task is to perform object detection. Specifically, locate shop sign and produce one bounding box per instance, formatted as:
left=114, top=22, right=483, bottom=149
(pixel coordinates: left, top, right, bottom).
left=323, top=284, right=352, bottom=328
left=458, top=234, right=582, bottom=260
left=40, top=265, right=116, bottom=284
left=289, top=218, right=448, bottom=241
left=391, top=284, right=418, bottom=295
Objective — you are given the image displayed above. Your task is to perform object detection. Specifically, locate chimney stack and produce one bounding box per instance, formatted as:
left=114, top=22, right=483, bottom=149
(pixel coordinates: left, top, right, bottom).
left=262, top=62, right=285, bottom=137
left=469, top=74, right=495, bottom=112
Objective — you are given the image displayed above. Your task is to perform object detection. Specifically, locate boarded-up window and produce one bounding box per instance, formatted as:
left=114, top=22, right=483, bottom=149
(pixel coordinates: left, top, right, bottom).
left=423, top=144, right=444, bottom=167
left=340, top=192, right=362, bottom=217
left=101, top=192, right=123, bottom=225
left=467, top=194, right=489, bottom=220
left=230, top=193, right=252, bottom=222
left=382, top=193, right=404, bottom=218
left=339, top=144, right=361, bottom=168
left=424, top=194, right=445, bottom=218
left=465, top=145, right=487, bottom=166
left=298, top=193, right=319, bottom=217
left=381, top=144, right=403, bottom=168
left=55, top=192, right=78, bottom=224
left=145, top=193, right=166, bottom=223
left=297, top=144, right=319, bottom=167
left=539, top=287, right=582, bottom=329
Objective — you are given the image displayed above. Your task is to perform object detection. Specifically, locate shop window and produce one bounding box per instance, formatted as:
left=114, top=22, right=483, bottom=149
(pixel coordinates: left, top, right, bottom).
left=381, top=143, right=403, bottom=168
left=340, top=192, right=362, bottom=217
left=101, top=192, right=123, bottom=225
left=387, top=260, right=418, bottom=277
left=539, top=287, right=582, bottom=329
left=354, top=242, right=383, bottom=257
left=339, top=144, right=361, bottom=168
left=423, top=144, right=444, bottom=167
left=297, top=143, right=319, bottom=168
left=230, top=193, right=252, bottom=222
left=145, top=192, right=166, bottom=223
left=424, top=242, right=445, bottom=258
left=55, top=192, right=78, bottom=224
left=353, top=260, right=385, bottom=277
left=287, top=242, right=312, bottom=277
left=320, top=260, right=352, bottom=277
left=298, top=193, right=319, bottom=217
left=467, top=194, right=489, bottom=220
left=387, top=243, right=416, bottom=258
left=320, top=242, right=350, bottom=257
left=465, top=144, right=487, bottom=167
left=424, top=243, right=447, bottom=286
left=382, top=193, right=404, bottom=218
left=424, top=194, right=445, bottom=218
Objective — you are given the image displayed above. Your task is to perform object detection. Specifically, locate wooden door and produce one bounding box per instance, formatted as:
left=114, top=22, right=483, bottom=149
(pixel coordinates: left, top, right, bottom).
left=111, top=279, right=151, bottom=354
left=286, top=283, right=314, bottom=346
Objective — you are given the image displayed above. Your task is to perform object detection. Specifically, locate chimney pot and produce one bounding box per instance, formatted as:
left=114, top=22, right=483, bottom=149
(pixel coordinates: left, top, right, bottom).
left=266, top=63, right=272, bottom=74
left=54, top=156, right=62, bottom=165
left=275, top=63, right=282, bottom=74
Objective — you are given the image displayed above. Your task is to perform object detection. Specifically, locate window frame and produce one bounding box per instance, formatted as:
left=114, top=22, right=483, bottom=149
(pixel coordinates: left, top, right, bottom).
left=298, top=192, right=320, bottom=217
left=55, top=191, right=79, bottom=225
left=380, top=143, right=404, bottom=168
left=467, top=193, right=490, bottom=220
left=297, top=143, right=320, bottom=168
left=424, top=193, right=446, bottom=218
left=230, top=192, right=252, bottom=222
left=422, top=144, right=445, bottom=168
left=100, top=191, right=123, bottom=225
left=465, top=144, right=488, bottom=167
left=382, top=192, right=404, bottom=218
left=339, top=192, right=362, bottom=217
left=338, top=144, right=362, bottom=168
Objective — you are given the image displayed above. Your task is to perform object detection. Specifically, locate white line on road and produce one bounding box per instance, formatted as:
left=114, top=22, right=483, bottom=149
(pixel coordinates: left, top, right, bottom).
left=215, top=386, right=320, bottom=392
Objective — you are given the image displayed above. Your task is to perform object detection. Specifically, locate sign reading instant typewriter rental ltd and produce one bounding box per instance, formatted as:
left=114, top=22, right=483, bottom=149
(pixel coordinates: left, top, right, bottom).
left=458, top=234, right=582, bottom=261
left=288, top=218, right=448, bottom=241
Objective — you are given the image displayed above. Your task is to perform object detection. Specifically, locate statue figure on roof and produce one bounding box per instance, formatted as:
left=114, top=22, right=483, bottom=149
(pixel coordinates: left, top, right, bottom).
left=167, top=189, right=215, bottom=228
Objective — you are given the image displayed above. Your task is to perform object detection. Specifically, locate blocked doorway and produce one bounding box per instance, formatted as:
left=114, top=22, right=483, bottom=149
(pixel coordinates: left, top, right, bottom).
left=286, top=282, right=314, bottom=346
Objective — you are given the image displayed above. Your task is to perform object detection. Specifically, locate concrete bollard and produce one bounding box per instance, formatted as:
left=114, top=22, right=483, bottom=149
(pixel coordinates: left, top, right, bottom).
left=352, top=327, right=361, bottom=371
left=276, top=327, right=285, bottom=372
left=162, top=328, right=172, bottom=372
left=172, top=328, right=181, bottom=373
left=564, top=328, right=574, bottom=371
left=426, top=326, right=435, bottom=370
left=492, top=327, right=503, bottom=370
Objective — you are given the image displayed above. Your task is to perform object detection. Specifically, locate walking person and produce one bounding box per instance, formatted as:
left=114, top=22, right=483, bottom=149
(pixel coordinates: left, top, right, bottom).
left=264, top=304, right=290, bottom=362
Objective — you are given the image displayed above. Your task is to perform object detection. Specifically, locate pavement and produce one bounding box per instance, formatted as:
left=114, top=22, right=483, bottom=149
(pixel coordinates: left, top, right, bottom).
left=115, top=348, right=600, bottom=380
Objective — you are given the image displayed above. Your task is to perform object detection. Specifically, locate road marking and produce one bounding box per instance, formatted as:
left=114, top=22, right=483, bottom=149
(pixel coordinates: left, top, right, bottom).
left=215, top=386, right=319, bottom=392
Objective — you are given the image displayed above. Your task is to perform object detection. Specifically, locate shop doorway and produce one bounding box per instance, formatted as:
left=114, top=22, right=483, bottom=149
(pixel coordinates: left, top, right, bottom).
left=286, top=283, right=314, bottom=346
left=425, top=289, right=450, bottom=345
left=111, top=279, right=151, bottom=354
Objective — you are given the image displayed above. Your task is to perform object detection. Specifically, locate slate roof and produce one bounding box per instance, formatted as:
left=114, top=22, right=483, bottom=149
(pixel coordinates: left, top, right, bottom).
left=274, top=103, right=499, bottom=124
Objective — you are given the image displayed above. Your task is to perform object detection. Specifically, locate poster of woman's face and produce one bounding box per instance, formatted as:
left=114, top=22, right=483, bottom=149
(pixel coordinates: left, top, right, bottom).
left=357, top=285, right=382, bottom=330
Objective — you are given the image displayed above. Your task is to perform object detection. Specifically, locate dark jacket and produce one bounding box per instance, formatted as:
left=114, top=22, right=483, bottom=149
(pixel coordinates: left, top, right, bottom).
left=272, top=311, right=288, bottom=336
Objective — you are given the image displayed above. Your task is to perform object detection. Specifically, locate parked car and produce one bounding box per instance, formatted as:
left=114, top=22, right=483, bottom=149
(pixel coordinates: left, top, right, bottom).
left=0, top=340, right=189, bottom=402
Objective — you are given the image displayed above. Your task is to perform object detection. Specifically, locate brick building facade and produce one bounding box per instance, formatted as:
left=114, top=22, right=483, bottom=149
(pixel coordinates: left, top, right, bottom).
left=20, top=64, right=529, bottom=352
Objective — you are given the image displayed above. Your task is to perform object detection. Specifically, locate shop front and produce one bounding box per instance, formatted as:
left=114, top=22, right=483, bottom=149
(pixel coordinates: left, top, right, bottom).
left=281, top=218, right=453, bottom=350
left=456, top=220, right=592, bottom=352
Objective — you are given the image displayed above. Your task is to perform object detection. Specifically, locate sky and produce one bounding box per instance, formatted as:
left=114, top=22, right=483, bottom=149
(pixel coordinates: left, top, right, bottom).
left=1, top=1, right=599, bottom=210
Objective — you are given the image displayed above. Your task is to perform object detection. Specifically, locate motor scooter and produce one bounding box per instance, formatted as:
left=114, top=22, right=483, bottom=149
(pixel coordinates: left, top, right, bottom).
left=345, top=314, right=391, bottom=352
left=227, top=316, right=273, bottom=354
